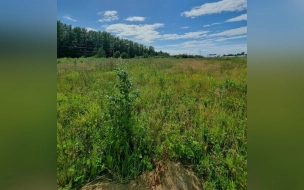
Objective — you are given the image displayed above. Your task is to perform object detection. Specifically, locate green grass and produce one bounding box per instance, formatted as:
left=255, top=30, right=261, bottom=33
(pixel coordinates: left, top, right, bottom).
left=57, top=57, right=247, bottom=189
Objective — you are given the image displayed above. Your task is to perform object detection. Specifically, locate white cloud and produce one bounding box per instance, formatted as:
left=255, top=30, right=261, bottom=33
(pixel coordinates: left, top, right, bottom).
left=209, top=26, right=247, bottom=37
left=98, top=10, right=119, bottom=22
left=85, top=27, right=97, bottom=32
left=203, top=22, right=221, bottom=27
left=226, top=13, right=247, bottom=22
left=181, top=0, right=247, bottom=18
left=181, top=26, right=189, bottom=29
left=214, top=35, right=247, bottom=42
left=161, top=41, right=247, bottom=56
left=63, top=16, right=76, bottom=22
left=161, top=29, right=247, bottom=55
left=162, top=31, right=208, bottom=40
left=105, top=23, right=164, bottom=43
left=167, top=39, right=215, bottom=49
left=125, top=16, right=146, bottom=21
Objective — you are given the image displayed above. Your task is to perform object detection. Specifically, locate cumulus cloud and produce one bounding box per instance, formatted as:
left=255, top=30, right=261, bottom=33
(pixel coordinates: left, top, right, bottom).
left=226, top=13, right=247, bottom=22
left=105, top=23, right=164, bottom=42
left=209, top=26, right=247, bottom=37
left=105, top=22, right=211, bottom=42
left=85, top=27, right=97, bottom=32
left=98, top=10, right=119, bottom=22
left=63, top=16, right=76, bottom=22
left=181, top=0, right=247, bottom=18
left=162, top=31, right=208, bottom=40
left=181, top=26, right=189, bottom=29
left=125, top=16, right=146, bottom=21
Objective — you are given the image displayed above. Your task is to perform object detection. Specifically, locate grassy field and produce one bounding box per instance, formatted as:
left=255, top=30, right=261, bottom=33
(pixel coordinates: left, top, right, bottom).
left=57, top=57, right=247, bottom=189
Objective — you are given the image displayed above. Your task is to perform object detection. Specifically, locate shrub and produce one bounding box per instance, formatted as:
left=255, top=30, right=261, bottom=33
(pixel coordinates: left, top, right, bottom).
left=96, top=47, right=106, bottom=58
left=121, top=52, right=128, bottom=59
left=104, top=66, right=152, bottom=182
left=143, top=53, right=149, bottom=58
left=114, top=51, right=120, bottom=58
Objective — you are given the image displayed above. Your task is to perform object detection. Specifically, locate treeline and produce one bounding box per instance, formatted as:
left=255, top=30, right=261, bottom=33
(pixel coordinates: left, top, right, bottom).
left=223, top=52, right=246, bottom=57
left=172, top=54, right=204, bottom=58
left=57, top=20, right=170, bottom=58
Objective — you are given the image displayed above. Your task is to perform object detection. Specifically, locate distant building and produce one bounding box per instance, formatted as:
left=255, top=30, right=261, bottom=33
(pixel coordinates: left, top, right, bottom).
left=208, top=54, right=217, bottom=58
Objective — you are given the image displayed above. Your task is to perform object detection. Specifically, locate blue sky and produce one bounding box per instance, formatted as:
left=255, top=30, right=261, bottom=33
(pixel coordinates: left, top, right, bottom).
left=57, top=0, right=247, bottom=56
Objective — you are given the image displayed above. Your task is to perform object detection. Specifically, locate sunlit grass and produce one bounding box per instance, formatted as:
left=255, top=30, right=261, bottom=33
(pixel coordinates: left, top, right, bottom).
left=57, top=57, right=247, bottom=189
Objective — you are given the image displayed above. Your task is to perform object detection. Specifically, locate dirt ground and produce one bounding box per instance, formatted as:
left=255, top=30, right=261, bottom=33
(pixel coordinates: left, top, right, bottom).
left=81, top=161, right=203, bottom=190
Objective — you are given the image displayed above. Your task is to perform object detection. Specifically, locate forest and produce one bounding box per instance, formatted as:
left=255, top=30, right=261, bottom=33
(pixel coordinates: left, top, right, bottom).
left=57, top=20, right=170, bottom=59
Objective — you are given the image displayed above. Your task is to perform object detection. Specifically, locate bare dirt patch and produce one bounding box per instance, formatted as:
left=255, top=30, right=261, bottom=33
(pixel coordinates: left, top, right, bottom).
left=81, top=161, right=203, bottom=190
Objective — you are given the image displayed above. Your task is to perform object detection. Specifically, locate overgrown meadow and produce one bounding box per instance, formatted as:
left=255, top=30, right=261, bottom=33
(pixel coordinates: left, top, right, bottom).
left=57, top=57, right=247, bottom=189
